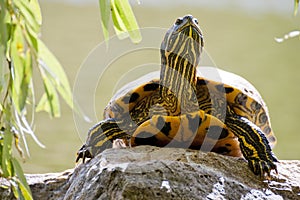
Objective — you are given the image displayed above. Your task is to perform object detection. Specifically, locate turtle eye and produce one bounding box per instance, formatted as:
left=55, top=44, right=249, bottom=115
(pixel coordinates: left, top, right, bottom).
left=193, top=18, right=199, bottom=24
left=175, top=17, right=183, bottom=25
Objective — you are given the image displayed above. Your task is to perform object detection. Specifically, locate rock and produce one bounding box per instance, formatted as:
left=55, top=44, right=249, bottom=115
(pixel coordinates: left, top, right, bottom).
left=0, top=146, right=299, bottom=199
left=0, top=170, right=73, bottom=200
left=63, top=146, right=300, bottom=200
left=27, top=170, right=73, bottom=200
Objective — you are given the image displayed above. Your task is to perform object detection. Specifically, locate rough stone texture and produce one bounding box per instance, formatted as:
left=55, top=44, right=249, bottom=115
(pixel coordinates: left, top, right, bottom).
left=0, top=170, right=73, bottom=200
left=0, top=146, right=299, bottom=199
left=27, top=170, right=73, bottom=200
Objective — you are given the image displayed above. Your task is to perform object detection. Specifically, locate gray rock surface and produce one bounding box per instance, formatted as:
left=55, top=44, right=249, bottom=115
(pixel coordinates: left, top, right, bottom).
left=1, top=146, right=299, bottom=199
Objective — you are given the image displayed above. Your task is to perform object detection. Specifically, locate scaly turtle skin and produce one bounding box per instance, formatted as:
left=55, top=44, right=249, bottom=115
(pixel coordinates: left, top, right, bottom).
left=76, top=15, right=278, bottom=178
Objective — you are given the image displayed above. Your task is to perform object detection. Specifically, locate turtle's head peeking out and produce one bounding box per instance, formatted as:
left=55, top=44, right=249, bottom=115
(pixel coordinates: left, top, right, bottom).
left=161, top=15, right=204, bottom=67
left=159, top=15, right=204, bottom=114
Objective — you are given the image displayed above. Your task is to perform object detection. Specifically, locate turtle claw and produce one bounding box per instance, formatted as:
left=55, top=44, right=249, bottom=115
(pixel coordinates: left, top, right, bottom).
left=248, top=159, right=278, bottom=179
left=76, top=145, right=93, bottom=163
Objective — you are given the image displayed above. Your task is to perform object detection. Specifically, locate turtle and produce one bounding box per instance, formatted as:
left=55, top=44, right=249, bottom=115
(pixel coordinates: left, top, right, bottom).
left=76, top=15, right=278, bottom=178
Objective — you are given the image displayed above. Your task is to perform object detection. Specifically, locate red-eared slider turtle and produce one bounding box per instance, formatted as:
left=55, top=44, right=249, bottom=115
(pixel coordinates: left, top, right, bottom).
left=76, top=15, right=278, bottom=178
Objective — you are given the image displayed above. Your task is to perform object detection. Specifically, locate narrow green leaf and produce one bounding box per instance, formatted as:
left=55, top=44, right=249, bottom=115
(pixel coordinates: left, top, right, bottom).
left=10, top=25, right=26, bottom=113
left=99, top=0, right=111, bottom=42
left=18, top=50, right=32, bottom=112
left=17, top=180, right=33, bottom=200
left=0, top=13, right=6, bottom=91
left=0, top=46, right=5, bottom=91
left=37, top=40, right=72, bottom=108
left=5, top=23, right=14, bottom=61
left=35, top=93, right=51, bottom=114
left=2, top=2, right=14, bottom=61
left=114, top=0, right=142, bottom=43
left=41, top=72, right=60, bottom=117
left=13, top=0, right=40, bottom=34
left=295, top=0, right=299, bottom=16
left=24, top=21, right=39, bottom=51
left=0, top=1, right=8, bottom=49
left=0, top=147, right=3, bottom=170
left=0, top=127, right=4, bottom=168
left=35, top=41, right=63, bottom=82
left=21, top=0, right=41, bottom=52
left=29, top=0, right=42, bottom=25
left=2, top=103, right=12, bottom=123
left=111, top=0, right=129, bottom=40
left=11, top=158, right=32, bottom=199
left=10, top=180, right=20, bottom=199
left=37, top=40, right=84, bottom=117
left=2, top=130, right=13, bottom=177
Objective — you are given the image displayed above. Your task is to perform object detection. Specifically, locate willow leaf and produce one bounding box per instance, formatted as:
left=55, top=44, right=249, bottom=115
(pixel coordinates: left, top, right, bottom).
left=36, top=93, right=51, bottom=114
left=17, top=180, right=33, bottom=200
left=111, top=0, right=129, bottom=40
left=28, top=0, right=42, bottom=25
left=24, top=21, right=38, bottom=51
left=99, top=0, right=110, bottom=42
left=18, top=50, right=32, bottom=112
left=2, top=130, right=13, bottom=177
left=0, top=46, right=5, bottom=90
left=114, top=0, right=142, bottom=43
left=41, top=73, right=60, bottom=118
left=13, top=0, right=40, bottom=34
left=0, top=1, right=8, bottom=48
left=11, top=158, right=33, bottom=200
left=10, top=180, right=20, bottom=199
left=37, top=40, right=73, bottom=111
left=10, top=25, right=26, bottom=113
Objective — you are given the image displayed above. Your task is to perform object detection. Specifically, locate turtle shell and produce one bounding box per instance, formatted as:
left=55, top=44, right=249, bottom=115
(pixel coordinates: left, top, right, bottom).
left=103, top=66, right=276, bottom=149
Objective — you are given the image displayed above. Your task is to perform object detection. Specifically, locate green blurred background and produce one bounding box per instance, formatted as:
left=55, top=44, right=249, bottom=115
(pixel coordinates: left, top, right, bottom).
left=21, top=1, right=300, bottom=173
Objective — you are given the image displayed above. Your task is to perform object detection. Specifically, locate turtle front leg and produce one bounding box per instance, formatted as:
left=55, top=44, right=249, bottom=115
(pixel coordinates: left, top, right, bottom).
left=225, top=115, right=278, bottom=179
left=76, top=118, right=128, bottom=163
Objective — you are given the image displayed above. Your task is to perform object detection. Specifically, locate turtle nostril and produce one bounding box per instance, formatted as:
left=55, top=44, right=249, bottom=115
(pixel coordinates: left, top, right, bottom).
left=184, top=14, right=194, bottom=21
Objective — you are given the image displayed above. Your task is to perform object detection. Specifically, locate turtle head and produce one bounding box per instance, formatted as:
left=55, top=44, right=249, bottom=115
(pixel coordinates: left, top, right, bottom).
left=159, top=15, right=204, bottom=113
left=161, top=15, right=204, bottom=67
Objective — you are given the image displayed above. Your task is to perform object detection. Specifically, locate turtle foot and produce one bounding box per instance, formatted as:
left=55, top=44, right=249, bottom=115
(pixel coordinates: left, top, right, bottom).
left=248, top=158, right=278, bottom=179
left=76, top=145, right=93, bottom=163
